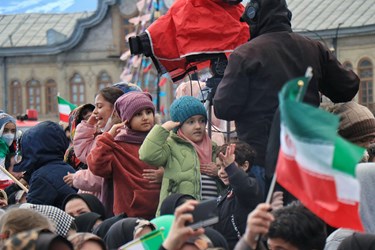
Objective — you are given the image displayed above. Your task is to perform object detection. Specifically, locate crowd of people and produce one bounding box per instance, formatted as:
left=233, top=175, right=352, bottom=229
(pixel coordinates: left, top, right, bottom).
left=0, top=0, right=374, bottom=249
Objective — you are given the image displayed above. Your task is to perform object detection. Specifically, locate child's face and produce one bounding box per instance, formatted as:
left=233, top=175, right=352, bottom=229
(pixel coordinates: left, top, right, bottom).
left=180, top=115, right=206, bottom=143
left=129, top=108, right=155, bottom=132
left=216, top=157, right=229, bottom=186
left=94, top=94, right=114, bottom=129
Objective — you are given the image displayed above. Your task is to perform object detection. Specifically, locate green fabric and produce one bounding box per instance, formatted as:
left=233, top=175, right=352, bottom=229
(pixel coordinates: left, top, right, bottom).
left=0, top=139, right=9, bottom=159
left=278, top=76, right=365, bottom=177
left=139, top=124, right=221, bottom=216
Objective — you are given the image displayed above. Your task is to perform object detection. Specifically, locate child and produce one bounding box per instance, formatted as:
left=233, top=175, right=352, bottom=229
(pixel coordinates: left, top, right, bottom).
left=139, top=96, right=223, bottom=215
left=214, top=142, right=263, bottom=250
left=87, top=92, right=161, bottom=220
left=13, top=121, right=77, bottom=208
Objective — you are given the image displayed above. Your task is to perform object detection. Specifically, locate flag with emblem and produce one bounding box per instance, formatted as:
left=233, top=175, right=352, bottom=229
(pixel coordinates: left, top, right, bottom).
left=276, top=75, right=365, bottom=231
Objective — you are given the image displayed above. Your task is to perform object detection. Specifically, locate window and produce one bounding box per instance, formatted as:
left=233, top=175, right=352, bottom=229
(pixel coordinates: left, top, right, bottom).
left=10, top=80, right=22, bottom=115
left=343, top=61, right=353, bottom=70
left=70, top=73, right=85, bottom=105
left=45, top=79, right=57, bottom=114
left=121, top=15, right=137, bottom=53
left=97, top=71, right=112, bottom=91
left=26, top=79, right=41, bottom=112
left=358, top=59, right=373, bottom=109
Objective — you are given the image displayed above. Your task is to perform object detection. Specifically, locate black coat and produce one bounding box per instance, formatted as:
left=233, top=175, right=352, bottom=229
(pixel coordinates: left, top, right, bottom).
left=213, top=0, right=359, bottom=168
left=14, top=121, right=76, bottom=208
left=214, top=163, right=263, bottom=250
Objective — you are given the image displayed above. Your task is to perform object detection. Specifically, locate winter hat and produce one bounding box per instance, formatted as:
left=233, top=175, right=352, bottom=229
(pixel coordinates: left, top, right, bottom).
left=170, top=96, right=207, bottom=125
left=0, top=111, right=16, bottom=136
left=328, top=101, right=375, bottom=144
left=114, top=92, right=155, bottom=122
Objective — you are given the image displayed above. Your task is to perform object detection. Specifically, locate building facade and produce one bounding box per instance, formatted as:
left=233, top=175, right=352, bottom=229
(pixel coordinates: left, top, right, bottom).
left=0, top=0, right=375, bottom=120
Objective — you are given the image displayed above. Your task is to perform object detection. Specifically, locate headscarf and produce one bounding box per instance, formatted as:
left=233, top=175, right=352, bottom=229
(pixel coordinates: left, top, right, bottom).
left=159, top=193, right=195, bottom=216
left=103, top=217, right=155, bottom=249
left=74, top=212, right=102, bottom=233
left=68, top=232, right=106, bottom=250
left=338, top=232, right=375, bottom=250
left=92, top=213, right=127, bottom=239
left=62, top=193, right=106, bottom=219
left=20, top=203, right=75, bottom=237
left=3, top=228, right=73, bottom=250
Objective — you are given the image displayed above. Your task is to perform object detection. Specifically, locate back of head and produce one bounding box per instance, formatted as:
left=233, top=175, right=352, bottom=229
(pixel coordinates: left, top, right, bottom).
left=14, top=121, right=69, bottom=172
left=3, top=229, right=73, bottom=250
left=241, top=0, right=292, bottom=39
left=20, top=203, right=75, bottom=237
left=68, top=232, right=106, bottom=250
left=114, top=92, right=155, bottom=122
left=328, top=101, right=375, bottom=146
left=0, top=208, right=53, bottom=238
left=170, top=96, right=207, bottom=125
left=160, top=193, right=196, bottom=216
left=103, top=217, right=140, bottom=249
left=338, top=232, right=375, bottom=250
left=217, top=141, right=257, bottom=169
left=97, top=86, right=125, bottom=105
left=74, top=212, right=102, bottom=233
left=269, top=201, right=327, bottom=250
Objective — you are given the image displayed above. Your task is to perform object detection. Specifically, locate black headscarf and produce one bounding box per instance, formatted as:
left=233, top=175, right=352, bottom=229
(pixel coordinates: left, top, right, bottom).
left=93, top=213, right=127, bottom=239
left=159, top=193, right=195, bottom=216
left=74, top=212, right=102, bottom=233
left=62, top=193, right=106, bottom=219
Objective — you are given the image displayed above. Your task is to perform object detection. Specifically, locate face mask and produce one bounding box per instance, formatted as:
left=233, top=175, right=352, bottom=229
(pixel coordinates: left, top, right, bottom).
left=1, top=133, right=15, bottom=146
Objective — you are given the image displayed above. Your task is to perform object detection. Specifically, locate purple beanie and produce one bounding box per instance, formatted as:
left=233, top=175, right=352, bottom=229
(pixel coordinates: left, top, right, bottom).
left=114, top=92, right=155, bottom=122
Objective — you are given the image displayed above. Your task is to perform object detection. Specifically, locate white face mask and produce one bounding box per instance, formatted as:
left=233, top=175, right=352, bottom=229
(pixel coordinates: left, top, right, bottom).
left=1, top=133, right=15, bottom=146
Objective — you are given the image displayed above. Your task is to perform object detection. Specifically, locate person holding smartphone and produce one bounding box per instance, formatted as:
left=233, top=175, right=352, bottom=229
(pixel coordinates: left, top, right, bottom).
left=215, top=142, right=263, bottom=249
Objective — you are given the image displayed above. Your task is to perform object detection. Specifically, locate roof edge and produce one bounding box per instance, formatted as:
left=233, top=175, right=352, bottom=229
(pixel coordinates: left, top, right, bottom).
left=0, top=0, right=117, bottom=57
left=295, top=24, right=375, bottom=40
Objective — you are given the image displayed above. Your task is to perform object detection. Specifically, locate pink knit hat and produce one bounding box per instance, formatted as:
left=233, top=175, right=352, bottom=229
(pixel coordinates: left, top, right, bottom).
left=114, top=92, right=155, bottom=122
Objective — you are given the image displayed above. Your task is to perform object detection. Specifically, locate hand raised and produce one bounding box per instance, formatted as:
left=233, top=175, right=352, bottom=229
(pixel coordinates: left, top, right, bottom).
left=108, top=122, right=125, bottom=138
left=162, top=121, right=180, bottom=131
left=219, top=143, right=236, bottom=167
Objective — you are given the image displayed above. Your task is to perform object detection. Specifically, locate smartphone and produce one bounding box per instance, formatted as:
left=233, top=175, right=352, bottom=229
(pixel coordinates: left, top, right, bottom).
left=186, top=199, right=219, bottom=230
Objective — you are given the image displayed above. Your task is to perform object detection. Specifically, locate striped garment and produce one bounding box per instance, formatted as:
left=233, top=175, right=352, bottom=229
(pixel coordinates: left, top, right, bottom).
left=201, top=174, right=218, bottom=200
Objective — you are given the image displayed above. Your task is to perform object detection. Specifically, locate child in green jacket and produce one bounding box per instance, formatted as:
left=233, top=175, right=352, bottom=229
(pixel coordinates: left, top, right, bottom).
left=139, top=96, right=222, bottom=215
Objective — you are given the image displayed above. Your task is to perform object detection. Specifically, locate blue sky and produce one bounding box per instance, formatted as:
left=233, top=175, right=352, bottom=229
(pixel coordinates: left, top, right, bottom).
left=0, top=0, right=97, bottom=14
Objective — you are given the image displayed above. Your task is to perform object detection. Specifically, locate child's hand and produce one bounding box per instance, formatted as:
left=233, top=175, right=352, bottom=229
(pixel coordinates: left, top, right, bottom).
left=162, top=121, right=180, bottom=131
left=87, top=113, right=98, bottom=126
left=109, top=122, right=125, bottom=138
left=63, top=172, right=74, bottom=187
left=142, top=168, right=164, bottom=183
left=219, top=143, right=236, bottom=167
left=200, top=162, right=219, bottom=177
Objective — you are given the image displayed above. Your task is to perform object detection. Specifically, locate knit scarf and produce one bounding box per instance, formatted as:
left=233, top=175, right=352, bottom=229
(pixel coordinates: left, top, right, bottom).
left=177, top=130, right=212, bottom=164
left=114, top=126, right=148, bottom=144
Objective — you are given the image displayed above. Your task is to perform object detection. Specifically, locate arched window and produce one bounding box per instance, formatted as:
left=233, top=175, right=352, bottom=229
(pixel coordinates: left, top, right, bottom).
left=343, top=61, right=353, bottom=71
left=358, top=59, right=373, bottom=109
left=45, top=79, right=57, bottom=114
left=97, top=71, right=112, bottom=91
left=10, top=80, right=22, bottom=115
left=70, top=73, right=85, bottom=105
left=26, top=79, right=41, bottom=112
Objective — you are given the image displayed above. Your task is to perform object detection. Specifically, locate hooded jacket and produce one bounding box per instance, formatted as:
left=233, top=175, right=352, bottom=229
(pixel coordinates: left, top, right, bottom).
left=214, top=0, right=359, bottom=167
left=14, top=121, right=77, bottom=208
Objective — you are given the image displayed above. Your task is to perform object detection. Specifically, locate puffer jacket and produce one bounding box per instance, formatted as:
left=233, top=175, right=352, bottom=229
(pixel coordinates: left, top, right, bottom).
left=14, top=121, right=76, bottom=208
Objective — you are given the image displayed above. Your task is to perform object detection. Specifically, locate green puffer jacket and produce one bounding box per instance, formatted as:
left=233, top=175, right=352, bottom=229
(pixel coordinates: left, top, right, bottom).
left=139, top=124, right=222, bottom=215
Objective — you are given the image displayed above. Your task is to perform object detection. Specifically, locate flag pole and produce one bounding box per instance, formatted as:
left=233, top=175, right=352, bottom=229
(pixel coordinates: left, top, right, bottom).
left=256, top=67, right=313, bottom=249
left=0, top=164, right=28, bottom=193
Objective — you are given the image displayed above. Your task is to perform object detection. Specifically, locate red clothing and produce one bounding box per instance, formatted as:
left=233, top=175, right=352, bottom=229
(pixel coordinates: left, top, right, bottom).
left=87, top=132, right=160, bottom=219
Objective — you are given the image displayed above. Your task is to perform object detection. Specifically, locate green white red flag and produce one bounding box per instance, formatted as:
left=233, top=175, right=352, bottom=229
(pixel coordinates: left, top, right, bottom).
left=276, top=76, right=365, bottom=231
left=57, top=96, right=76, bottom=123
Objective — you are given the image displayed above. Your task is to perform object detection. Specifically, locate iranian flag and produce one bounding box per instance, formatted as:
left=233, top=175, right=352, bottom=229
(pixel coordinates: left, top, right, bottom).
left=276, top=76, right=365, bottom=231
left=57, top=96, right=77, bottom=123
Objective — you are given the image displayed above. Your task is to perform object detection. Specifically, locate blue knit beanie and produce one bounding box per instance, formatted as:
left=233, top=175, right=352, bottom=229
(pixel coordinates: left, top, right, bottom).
left=170, top=96, right=207, bottom=125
